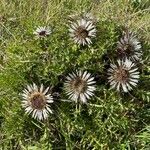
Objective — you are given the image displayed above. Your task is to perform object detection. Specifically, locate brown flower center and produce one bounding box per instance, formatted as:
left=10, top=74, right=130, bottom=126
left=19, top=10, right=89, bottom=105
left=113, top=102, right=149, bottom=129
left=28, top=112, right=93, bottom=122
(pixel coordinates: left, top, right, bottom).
left=29, top=92, right=46, bottom=109
left=39, top=31, right=46, bottom=36
left=124, top=44, right=134, bottom=54
left=71, top=77, right=87, bottom=93
left=118, top=43, right=134, bottom=56
left=113, top=68, right=129, bottom=83
left=75, top=26, right=89, bottom=39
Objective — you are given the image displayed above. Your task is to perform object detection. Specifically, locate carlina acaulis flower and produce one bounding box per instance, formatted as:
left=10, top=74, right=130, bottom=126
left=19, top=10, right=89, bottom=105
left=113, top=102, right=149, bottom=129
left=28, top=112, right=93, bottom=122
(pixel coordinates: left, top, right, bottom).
left=108, top=58, right=140, bottom=92
left=33, top=26, right=52, bottom=38
left=64, top=70, right=96, bottom=103
left=117, top=31, right=142, bottom=61
left=69, top=18, right=96, bottom=45
left=21, top=83, right=54, bottom=120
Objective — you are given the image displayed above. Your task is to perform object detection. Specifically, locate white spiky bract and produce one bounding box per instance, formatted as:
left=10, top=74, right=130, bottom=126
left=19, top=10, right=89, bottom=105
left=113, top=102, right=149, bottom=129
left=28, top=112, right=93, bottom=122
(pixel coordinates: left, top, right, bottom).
left=21, top=83, right=53, bottom=120
left=117, top=31, right=142, bottom=61
left=33, top=26, right=51, bottom=38
left=108, top=58, right=140, bottom=92
left=69, top=19, right=96, bottom=45
left=64, top=71, right=96, bottom=103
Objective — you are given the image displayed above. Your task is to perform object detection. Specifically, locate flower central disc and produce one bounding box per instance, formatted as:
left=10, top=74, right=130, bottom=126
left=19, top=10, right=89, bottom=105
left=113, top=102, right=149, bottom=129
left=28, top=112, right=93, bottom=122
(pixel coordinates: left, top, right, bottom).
left=39, top=31, right=46, bottom=36
left=71, top=77, right=87, bottom=93
left=30, top=92, right=46, bottom=110
left=118, top=43, right=135, bottom=57
left=124, top=44, right=134, bottom=55
left=75, top=26, right=88, bottom=39
left=114, top=68, right=129, bottom=83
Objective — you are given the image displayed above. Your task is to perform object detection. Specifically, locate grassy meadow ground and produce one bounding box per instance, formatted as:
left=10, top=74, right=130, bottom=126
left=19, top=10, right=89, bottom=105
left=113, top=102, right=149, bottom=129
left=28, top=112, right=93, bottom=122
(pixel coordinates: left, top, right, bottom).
left=0, top=0, right=150, bottom=149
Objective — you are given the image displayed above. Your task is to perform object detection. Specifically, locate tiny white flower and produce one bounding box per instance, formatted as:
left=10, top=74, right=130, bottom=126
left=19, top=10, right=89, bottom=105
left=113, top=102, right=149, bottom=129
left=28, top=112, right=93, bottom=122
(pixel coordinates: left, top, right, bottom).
left=64, top=70, right=96, bottom=103
left=69, top=19, right=96, bottom=45
left=108, top=58, right=140, bottom=92
left=33, top=26, right=51, bottom=38
left=82, top=12, right=98, bottom=23
left=117, top=31, right=142, bottom=61
left=68, top=12, right=97, bottom=24
left=68, top=13, right=79, bottom=23
left=21, top=83, right=53, bottom=120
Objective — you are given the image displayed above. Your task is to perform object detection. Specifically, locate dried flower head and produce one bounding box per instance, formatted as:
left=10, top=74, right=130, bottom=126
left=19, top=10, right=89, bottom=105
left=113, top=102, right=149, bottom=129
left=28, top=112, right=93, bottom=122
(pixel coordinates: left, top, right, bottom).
left=108, top=58, right=140, bottom=92
left=117, top=31, right=142, bottom=61
left=33, top=26, right=51, bottom=38
left=69, top=19, right=96, bottom=45
left=64, top=71, right=96, bottom=103
left=21, top=83, right=53, bottom=120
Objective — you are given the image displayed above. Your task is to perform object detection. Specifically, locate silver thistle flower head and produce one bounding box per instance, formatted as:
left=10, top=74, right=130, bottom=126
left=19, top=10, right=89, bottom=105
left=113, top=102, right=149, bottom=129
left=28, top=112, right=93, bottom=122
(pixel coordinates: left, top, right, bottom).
left=108, top=58, right=140, bottom=92
left=33, top=26, right=51, bottom=38
left=117, top=31, right=142, bottom=61
left=69, top=19, right=96, bottom=45
left=64, top=70, right=96, bottom=103
left=21, top=83, right=53, bottom=120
